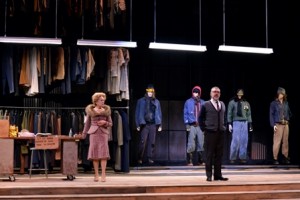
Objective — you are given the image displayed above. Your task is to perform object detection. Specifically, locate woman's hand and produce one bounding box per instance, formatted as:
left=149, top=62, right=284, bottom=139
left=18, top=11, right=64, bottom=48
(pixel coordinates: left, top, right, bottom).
left=97, top=120, right=108, bottom=127
left=74, top=133, right=84, bottom=139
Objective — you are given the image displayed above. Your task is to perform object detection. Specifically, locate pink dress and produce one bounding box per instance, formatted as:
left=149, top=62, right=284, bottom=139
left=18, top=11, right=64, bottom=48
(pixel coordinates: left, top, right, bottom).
left=82, top=104, right=113, bottom=160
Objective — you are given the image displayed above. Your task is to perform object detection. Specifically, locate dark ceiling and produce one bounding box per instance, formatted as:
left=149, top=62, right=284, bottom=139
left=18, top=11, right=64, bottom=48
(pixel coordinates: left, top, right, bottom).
left=132, top=0, right=299, bottom=54
left=0, top=0, right=298, bottom=54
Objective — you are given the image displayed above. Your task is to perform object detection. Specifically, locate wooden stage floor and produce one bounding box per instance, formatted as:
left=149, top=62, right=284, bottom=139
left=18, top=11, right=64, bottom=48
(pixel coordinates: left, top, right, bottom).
left=1, top=165, right=300, bottom=199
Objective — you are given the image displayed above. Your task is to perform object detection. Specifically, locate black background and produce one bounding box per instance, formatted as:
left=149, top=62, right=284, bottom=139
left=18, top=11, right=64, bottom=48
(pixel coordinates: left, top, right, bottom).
left=0, top=0, right=299, bottom=165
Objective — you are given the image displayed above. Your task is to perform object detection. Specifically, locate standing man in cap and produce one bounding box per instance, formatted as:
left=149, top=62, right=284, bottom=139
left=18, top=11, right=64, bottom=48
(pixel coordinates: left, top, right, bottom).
left=269, top=87, right=292, bottom=165
left=135, top=84, right=162, bottom=164
left=183, top=85, right=205, bottom=166
left=227, top=89, right=253, bottom=164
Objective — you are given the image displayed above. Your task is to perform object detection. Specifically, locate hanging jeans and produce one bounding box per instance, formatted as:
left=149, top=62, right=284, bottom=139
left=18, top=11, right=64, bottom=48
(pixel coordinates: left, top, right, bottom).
left=230, top=121, right=248, bottom=161
left=187, top=125, right=204, bottom=153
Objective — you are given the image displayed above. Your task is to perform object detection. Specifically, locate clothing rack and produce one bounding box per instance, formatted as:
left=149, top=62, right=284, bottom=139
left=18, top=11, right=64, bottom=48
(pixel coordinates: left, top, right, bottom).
left=0, top=106, right=129, bottom=110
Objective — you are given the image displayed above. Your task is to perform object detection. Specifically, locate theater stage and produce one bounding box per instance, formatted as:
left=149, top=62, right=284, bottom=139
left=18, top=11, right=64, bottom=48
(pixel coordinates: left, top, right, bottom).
left=1, top=165, right=300, bottom=199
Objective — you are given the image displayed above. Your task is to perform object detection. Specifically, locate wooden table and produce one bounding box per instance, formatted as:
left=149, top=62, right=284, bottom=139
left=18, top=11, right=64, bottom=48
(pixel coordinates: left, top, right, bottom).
left=0, top=136, right=81, bottom=174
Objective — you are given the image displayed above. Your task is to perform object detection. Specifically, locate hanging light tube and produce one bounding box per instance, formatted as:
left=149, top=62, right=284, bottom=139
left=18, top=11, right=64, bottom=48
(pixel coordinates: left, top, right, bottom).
left=77, top=39, right=137, bottom=48
left=218, top=45, right=273, bottom=54
left=149, top=0, right=206, bottom=52
left=77, top=0, right=136, bottom=48
left=218, top=0, right=273, bottom=54
left=0, top=0, right=62, bottom=45
left=149, top=42, right=206, bottom=52
left=0, top=36, right=62, bottom=45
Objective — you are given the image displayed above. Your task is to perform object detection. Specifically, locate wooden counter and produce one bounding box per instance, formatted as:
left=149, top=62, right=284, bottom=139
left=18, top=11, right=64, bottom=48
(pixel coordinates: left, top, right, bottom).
left=0, top=136, right=81, bottom=174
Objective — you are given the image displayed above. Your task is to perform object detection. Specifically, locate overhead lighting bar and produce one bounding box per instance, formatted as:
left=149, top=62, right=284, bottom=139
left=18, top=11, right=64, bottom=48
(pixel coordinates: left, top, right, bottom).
left=149, top=42, right=207, bottom=52
left=218, top=45, right=273, bottom=54
left=0, top=36, right=62, bottom=45
left=77, top=39, right=137, bottom=48
left=218, top=0, right=273, bottom=54
left=148, top=0, right=206, bottom=52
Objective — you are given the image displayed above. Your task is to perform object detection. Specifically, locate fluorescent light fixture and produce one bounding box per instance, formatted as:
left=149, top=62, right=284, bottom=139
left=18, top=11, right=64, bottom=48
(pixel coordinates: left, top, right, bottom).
left=0, top=36, right=62, bottom=45
left=149, top=42, right=207, bottom=52
left=77, top=39, right=137, bottom=48
left=218, top=45, right=273, bottom=54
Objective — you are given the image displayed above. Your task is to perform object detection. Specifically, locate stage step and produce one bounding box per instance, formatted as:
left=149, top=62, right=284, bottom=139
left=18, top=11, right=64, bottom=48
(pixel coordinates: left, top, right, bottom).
left=1, top=183, right=300, bottom=199
left=1, top=166, right=300, bottom=199
left=1, top=190, right=300, bottom=199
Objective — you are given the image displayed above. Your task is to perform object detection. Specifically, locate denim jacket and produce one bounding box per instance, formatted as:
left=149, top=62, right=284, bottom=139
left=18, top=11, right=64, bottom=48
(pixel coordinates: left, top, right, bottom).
left=269, top=99, right=292, bottom=127
left=135, top=96, right=162, bottom=127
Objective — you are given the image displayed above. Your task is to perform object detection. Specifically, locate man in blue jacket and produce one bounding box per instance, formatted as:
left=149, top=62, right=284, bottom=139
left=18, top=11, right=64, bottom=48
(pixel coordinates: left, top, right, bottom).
left=135, top=84, right=162, bottom=164
left=183, top=85, right=205, bottom=166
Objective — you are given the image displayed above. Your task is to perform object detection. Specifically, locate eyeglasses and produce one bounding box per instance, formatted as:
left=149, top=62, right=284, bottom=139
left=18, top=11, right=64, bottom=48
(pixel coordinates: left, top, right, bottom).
left=212, top=91, right=220, bottom=93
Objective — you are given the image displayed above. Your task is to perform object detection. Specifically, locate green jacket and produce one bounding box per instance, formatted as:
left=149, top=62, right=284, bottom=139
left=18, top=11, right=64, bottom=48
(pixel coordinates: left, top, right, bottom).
left=227, top=99, right=252, bottom=123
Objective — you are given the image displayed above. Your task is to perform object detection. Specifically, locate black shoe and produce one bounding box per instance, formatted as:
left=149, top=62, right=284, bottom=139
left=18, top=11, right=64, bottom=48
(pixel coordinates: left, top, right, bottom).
left=229, top=160, right=235, bottom=164
left=283, top=157, right=290, bottom=164
left=83, top=165, right=92, bottom=172
left=273, top=159, right=279, bottom=165
left=214, top=176, right=229, bottom=181
left=198, top=159, right=204, bottom=165
left=206, top=177, right=212, bottom=182
left=284, top=160, right=291, bottom=164
left=240, top=159, right=247, bottom=164
left=48, top=165, right=53, bottom=172
left=148, top=159, right=154, bottom=164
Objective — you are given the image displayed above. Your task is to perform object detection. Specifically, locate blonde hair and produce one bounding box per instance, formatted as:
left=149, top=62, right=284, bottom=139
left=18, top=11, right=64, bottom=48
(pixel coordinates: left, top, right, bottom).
left=92, top=92, right=106, bottom=105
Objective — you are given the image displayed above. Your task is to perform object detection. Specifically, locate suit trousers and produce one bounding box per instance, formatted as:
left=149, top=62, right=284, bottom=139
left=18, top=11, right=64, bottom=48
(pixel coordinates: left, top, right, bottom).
left=204, top=131, right=224, bottom=178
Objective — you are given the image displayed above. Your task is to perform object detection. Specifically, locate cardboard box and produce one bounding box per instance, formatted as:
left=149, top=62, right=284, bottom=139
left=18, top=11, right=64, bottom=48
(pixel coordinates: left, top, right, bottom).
left=0, top=117, right=9, bottom=137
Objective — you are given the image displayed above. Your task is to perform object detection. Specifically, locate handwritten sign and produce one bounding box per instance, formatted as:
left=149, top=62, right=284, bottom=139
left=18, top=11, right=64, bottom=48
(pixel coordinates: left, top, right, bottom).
left=35, top=136, right=59, bottom=149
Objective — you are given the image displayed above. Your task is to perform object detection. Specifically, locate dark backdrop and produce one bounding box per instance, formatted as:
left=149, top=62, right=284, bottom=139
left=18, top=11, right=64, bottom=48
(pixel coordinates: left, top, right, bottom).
left=0, top=0, right=299, bottom=166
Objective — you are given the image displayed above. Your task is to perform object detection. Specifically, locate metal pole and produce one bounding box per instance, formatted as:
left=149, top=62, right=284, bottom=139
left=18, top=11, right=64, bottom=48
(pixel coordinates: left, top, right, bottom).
left=265, top=0, right=269, bottom=48
left=129, top=0, right=133, bottom=41
left=55, top=0, right=58, bottom=38
left=4, top=0, right=7, bottom=36
left=199, top=0, right=202, bottom=45
left=222, top=0, right=226, bottom=45
left=154, top=0, right=156, bottom=42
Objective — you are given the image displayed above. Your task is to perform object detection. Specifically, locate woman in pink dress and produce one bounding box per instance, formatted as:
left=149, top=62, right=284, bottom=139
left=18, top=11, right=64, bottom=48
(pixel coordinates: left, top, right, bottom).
left=82, top=92, right=112, bottom=182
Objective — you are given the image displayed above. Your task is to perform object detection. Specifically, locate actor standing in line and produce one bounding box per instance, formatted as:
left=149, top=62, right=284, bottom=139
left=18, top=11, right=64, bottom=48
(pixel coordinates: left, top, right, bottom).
left=183, top=85, right=205, bottom=166
left=81, top=92, right=113, bottom=182
left=199, top=86, right=228, bottom=181
left=227, top=89, right=253, bottom=164
left=269, top=87, right=292, bottom=165
left=135, top=84, right=162, bottom=164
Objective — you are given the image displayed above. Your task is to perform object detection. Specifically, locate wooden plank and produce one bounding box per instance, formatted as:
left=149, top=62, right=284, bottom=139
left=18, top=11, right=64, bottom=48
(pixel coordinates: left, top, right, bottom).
left=62, top=141, right=78, bottom=175
left=0, top=138, right=14, bottom=175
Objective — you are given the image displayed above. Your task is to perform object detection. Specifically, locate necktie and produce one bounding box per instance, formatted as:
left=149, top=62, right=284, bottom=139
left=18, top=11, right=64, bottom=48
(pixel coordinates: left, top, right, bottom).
left=216, top=101, right=220, bottom=111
